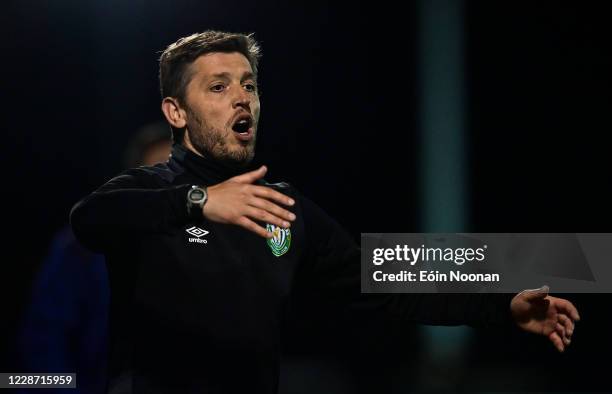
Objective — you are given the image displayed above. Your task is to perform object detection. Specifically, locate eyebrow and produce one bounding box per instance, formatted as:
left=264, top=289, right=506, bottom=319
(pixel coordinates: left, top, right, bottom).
left=210, top=71, right=257, bottom=82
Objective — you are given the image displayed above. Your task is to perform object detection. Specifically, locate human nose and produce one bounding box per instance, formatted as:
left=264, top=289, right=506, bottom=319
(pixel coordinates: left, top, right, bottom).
left=232, top=85, right=251, bottom=110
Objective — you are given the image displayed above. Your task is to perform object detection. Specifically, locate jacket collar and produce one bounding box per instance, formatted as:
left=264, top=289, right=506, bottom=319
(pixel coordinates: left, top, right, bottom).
left=170, top=144, right=256, bottom=184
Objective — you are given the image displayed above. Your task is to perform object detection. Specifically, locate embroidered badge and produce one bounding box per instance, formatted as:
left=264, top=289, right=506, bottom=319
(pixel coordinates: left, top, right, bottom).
left=266, top=224, right=291, bottom=257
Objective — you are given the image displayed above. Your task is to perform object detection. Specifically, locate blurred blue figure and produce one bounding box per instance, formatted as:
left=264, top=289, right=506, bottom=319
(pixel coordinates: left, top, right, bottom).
left=16, top=122, right=172, bottom=393
left=17, top=227, right=109, bottom=394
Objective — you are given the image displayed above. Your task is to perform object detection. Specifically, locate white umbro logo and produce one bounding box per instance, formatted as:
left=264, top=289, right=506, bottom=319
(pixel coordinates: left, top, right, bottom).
left=186, top=226, right=209, bottom=238
left=186, top=226, right=209, bottom=244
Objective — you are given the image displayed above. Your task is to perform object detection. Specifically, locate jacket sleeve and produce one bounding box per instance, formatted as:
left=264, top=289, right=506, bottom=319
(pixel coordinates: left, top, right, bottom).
left=299, top=195, right=514, bottom=328
left=70, top=167, right=193, bottom=253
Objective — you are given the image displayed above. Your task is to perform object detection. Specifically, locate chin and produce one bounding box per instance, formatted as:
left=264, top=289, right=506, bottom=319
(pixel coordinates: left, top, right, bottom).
left=220, top=150, right=255, bottom=168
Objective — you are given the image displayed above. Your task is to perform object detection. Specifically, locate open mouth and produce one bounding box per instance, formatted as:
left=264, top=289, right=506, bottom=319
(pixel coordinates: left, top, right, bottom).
left=232, top=114, right=254, bottom=135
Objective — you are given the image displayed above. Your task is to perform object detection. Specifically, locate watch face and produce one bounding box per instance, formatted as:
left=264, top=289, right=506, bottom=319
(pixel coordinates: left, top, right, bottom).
left=189, top=188, right=205, bottom=202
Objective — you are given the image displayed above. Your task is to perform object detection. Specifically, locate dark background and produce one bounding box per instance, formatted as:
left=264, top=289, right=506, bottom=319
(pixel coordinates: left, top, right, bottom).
left=2, top=0, right=611, bottom=392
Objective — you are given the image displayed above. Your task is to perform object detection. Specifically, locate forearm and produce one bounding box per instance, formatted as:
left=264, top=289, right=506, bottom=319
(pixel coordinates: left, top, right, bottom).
left=382, top=292, right=514, bottom=328
left=70, top=184, right=192, bottom=253
left=319, top=274, right=514, bottom=329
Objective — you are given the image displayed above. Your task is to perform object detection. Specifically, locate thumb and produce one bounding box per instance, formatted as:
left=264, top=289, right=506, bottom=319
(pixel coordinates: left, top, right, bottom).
left=519, top=285, right=550, bottom=301
left=231, top=165, right=267, bottom=184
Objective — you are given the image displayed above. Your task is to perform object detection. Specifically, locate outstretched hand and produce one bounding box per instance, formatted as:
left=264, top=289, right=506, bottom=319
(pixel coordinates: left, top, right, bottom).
left=510, top=285, right=580, bottom=352
left=202, top=166, right=296, bottom=238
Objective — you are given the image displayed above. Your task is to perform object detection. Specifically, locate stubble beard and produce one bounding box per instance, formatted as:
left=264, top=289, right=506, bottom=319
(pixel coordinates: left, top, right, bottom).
left=185, top=107, right=256, bottom=168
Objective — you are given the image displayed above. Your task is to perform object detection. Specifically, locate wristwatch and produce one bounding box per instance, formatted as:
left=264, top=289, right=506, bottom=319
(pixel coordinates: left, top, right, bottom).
left=186, top=185, right=208, bottom=219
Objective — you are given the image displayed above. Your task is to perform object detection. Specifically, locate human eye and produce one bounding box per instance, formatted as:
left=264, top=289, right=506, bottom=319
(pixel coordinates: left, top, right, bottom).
left=243, top=82, right=258, bottom=93
left=210, top=83, right=226, bottom=92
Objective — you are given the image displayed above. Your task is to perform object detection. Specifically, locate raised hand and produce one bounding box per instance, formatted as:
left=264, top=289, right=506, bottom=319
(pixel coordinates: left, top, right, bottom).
left=203, top=166, right=296, bottom=238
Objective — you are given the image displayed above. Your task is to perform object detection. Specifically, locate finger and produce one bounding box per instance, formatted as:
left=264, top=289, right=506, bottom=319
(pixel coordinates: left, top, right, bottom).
left=555, top=298, right=580, bottom=322
left=555, top=323, right=572, bottom=346
left=248, top=197, right=296, bottom=222
left=251, top=185, right=295, bottom=206
left=548, top=331, right=565, bottom=352
left=519, top=285, right=550, bottom=301
left=555, top=322, right=566, bottom=340
left=245, top=207, right=291, bottom=229
left=237, top=216, right=273, bottom=239
left=231, top=165, right=267, bottom=184
left=558, top=313, right=574, bottom=337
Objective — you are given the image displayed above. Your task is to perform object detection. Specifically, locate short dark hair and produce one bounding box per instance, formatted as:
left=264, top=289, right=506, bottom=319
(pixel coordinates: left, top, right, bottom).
left=159, top=31, right=262, bottom=142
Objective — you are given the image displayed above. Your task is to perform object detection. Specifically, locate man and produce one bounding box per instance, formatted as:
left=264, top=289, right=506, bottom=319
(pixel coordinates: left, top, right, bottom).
left=70, top=31, right=580, bottom=393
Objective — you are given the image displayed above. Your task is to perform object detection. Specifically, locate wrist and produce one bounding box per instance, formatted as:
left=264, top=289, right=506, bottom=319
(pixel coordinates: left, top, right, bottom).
left=186, top=185, right=208, bottom=220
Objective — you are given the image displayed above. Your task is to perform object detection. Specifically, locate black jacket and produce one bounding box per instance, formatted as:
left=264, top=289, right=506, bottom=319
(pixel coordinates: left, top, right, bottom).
left=71, top=144, right=513, bottom=393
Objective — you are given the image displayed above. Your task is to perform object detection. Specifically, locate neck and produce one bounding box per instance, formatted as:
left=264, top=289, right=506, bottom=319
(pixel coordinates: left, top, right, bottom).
left=171, top=144, right=257, bottom=185
left=183, top=132, right=203, bottom=158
